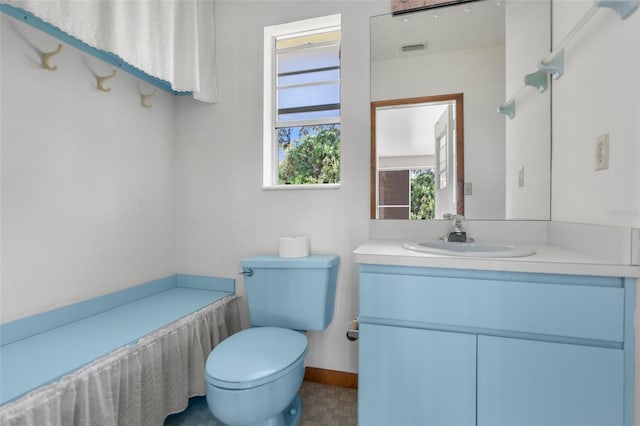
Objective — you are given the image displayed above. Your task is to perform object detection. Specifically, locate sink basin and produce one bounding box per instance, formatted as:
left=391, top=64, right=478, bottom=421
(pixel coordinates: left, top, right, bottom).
left=402, top=241, right=536, bottom=258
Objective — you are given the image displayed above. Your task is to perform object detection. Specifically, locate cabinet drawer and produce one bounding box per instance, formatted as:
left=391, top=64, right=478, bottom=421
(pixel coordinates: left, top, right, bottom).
left=359, top=271, right=624, bottom=342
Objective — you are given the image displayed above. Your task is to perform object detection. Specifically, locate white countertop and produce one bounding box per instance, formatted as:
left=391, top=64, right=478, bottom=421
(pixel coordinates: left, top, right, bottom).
left=353, top=240, right=639, bottom=278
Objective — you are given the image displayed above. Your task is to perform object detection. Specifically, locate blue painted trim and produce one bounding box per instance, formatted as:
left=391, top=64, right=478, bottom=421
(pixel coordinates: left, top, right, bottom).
left=177, top=274, right=236, bottom=293
left=623, top=278, right=636, bottom=426
left=358, top=264, right=624, bottom=287
left=0, top=276, right=177, bottom=346
left=0, top=4, right=191, bottom=96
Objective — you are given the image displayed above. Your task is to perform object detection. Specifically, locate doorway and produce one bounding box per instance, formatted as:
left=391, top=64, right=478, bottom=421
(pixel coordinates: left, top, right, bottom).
left=371, top=93, right=464, bottom=220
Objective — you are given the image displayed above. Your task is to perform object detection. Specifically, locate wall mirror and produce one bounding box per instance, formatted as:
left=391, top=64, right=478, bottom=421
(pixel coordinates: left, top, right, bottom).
left=370, top=0, right=552, bottom=221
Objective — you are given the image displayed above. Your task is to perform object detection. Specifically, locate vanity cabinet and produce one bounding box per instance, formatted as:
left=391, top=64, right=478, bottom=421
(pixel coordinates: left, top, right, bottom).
left=359, top=323, right=476, bottom=426
left=477, top=335, right=623, bottom=426
left=357, top=265, right=636, bottom=426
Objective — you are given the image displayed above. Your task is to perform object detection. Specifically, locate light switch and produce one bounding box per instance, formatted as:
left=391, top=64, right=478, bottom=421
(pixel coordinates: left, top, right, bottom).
left=595, top=134, right=609, bottom=171
left=518, top=166, right=525, bottom=187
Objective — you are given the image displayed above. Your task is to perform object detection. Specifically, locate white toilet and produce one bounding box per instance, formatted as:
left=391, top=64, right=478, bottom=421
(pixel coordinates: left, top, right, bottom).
left=205, top=255, right=340, bottom=426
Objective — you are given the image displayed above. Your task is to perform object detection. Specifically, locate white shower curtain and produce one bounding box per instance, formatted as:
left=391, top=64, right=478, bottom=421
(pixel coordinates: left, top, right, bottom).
left=0, top=295, right=241, bottom=426
left=3, top=0, right=218, bottom=102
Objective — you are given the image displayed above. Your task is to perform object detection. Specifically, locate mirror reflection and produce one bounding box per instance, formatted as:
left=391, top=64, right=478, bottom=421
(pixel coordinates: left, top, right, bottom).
left=370, top=0, right=551, bottom=220
left=372, top=93, right=464, bottom=220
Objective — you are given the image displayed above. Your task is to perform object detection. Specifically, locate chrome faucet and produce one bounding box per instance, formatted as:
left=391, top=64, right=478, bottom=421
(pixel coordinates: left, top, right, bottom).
left=442, top=213, right=469, bottom=242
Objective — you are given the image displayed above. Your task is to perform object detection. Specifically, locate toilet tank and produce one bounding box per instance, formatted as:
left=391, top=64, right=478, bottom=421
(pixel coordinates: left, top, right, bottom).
left=241, top=255, right=340, bottom=331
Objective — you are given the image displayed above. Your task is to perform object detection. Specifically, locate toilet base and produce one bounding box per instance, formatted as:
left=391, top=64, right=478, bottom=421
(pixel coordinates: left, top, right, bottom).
left=211, top=394, right=302, bottom=426
left=284, top=394, right=302, bottom=426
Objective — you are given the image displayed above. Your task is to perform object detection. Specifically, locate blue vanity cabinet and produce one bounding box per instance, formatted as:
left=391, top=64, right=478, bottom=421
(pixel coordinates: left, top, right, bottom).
left=357, top=264, right=636, bottom=426
left=359, top=323, right=477, bottom=426
left=477, top=335, right=624, bottom=426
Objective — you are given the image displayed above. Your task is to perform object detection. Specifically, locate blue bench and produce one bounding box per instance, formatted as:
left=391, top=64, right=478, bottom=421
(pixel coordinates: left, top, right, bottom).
left=0, top=275, right=240, bottom=414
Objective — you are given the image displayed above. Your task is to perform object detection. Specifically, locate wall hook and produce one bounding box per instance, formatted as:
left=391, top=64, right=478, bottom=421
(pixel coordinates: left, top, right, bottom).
left=524, top=69, right=548, bottom=93
left=41, top=43, right=63, bottom=71
left=596, top=0, right=639, bottom=19
left=141, top=89, right=158, bottom=108
left=97, top=70, right=117, bottom=92
left=497, top=99, right=515, bottom=120
left=538, top=50, right=565, bottom=80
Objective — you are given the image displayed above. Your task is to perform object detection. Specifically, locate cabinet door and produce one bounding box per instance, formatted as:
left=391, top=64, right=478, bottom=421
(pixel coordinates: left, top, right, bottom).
left=478, top=335, right=624, bottom=426
left=358, top=323, right=476, bottom=426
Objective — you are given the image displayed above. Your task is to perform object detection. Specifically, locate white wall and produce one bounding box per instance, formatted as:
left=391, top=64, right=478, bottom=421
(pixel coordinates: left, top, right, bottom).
left=504, top=0, right=551, bottom=220
left=0, top=14, right=177, bottom=323
left=372, top=46, right=506, bottom=219
left=552, top=0, right=640, bottom=228
left=175, top=0, right=387, bottom=374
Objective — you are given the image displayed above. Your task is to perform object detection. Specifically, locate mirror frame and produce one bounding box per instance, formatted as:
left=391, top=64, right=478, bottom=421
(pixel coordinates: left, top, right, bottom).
left=370, top=93, right=465, bottom=220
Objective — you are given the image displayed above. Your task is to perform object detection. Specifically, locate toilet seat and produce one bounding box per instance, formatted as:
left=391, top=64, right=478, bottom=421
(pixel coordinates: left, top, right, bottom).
left=205, top=327, right=308, bottom=390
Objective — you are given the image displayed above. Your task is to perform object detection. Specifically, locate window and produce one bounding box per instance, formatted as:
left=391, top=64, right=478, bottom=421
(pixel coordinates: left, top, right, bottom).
left=378, top=170, right=410, bottom=219
left=378, top=168, right=435, bottom=220
left=263, top=15, right=341, bottom=188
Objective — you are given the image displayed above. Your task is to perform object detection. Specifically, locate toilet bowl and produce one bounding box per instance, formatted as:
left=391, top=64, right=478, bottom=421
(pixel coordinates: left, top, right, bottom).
left=205, top=255, right=339, bottom=426
left=205, top=327, right=308, bottom=426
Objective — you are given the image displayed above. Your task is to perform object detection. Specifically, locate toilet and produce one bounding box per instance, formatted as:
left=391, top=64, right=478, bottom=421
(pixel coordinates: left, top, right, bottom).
left=205, top=255, right=340, bottom=426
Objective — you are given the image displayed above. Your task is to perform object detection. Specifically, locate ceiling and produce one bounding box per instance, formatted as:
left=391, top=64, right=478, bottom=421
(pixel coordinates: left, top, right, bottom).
left=371, top=0, right=505, bottom=63
left=377, top=103, right=449, bottom=157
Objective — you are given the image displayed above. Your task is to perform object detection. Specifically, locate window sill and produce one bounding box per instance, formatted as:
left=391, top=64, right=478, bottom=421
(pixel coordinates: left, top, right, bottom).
left=262, top=183, right=341, bottom=191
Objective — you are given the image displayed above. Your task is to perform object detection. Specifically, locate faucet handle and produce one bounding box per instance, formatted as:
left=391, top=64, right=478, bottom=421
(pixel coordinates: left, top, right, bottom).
left=443, top=213, right=467, bottom=242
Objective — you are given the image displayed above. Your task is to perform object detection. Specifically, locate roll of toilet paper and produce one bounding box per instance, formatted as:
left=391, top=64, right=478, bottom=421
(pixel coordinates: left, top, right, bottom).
left=279, top=236, right=310, bottom=258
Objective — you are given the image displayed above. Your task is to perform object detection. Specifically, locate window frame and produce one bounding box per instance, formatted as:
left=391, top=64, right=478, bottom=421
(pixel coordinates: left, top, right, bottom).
left=263, top=14, right=342, bottom=189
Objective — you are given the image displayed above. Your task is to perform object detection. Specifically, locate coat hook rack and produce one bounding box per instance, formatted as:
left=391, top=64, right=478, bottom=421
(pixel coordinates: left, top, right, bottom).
left=141, top=89, right=157, bottom=108
left=41, top=43, right=63, bottom=71
left=97, top=70, right=117, bottom=92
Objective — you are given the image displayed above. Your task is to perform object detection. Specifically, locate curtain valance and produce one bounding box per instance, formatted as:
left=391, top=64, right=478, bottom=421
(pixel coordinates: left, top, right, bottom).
left=3, top=0, right=218, bottom=102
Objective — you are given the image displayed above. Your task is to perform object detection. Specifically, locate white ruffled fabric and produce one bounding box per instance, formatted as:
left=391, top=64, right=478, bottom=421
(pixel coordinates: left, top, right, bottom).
left=0, top=295, right=241, bottom=426
left=3, top=0, right=218, bottom=102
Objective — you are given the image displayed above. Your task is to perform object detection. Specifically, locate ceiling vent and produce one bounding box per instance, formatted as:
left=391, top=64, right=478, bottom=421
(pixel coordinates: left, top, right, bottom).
left=401, top=42, right=427, bottom=53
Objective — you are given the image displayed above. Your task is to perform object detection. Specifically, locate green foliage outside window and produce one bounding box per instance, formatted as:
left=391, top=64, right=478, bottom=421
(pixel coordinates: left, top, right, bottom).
left=410, top=169, right=435, bottom=220
left=278, top=125, right=340, bottom=184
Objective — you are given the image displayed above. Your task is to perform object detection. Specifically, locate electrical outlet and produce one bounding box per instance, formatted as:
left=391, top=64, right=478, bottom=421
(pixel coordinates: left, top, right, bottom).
left=464, top=182, right=472, bottom=195
left=518, top=166, right=525, bottom=187
left=595, top=134, right=609, bottom=171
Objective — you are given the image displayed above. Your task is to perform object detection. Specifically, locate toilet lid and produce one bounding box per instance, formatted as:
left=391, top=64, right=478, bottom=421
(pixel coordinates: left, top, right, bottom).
left=205, top=327, right=308, bottom=390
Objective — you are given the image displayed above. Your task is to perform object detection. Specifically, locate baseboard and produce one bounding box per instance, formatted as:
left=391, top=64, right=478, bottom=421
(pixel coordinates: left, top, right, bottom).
left=304, top=367, right=358, bottom=389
